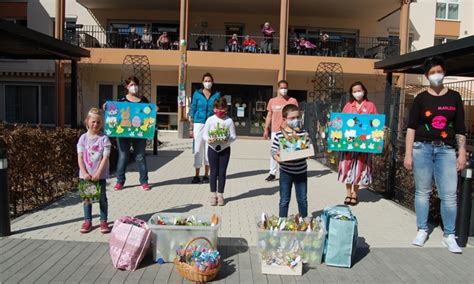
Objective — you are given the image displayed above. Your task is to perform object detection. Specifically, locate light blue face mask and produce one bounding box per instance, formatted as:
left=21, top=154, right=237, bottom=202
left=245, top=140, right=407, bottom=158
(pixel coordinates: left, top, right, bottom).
left=287, top=119, right=302, bottom=129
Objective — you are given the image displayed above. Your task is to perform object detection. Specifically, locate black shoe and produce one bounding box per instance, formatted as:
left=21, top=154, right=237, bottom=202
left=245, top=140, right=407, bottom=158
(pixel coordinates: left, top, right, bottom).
left=202, top=176, right=209, bottom=183
left=265, top=174, right=276, bottom=182
left=191, top=176, right=201, bottom=184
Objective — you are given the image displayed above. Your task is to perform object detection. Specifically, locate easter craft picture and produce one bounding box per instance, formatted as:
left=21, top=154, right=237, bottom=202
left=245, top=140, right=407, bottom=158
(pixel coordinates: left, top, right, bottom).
left=208, top=123, right=229, bottom=142
left=328, top=112, right=386, bottom=154
left=104, top=101, right=156, bottom=139
left=279, top=134, right=315, bottom=162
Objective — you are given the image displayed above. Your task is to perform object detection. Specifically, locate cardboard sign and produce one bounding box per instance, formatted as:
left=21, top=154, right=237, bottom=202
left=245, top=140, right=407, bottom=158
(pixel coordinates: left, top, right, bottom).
left=104, top=101, right=156, bottom=139
left=327, top=112, right=386, bottom=153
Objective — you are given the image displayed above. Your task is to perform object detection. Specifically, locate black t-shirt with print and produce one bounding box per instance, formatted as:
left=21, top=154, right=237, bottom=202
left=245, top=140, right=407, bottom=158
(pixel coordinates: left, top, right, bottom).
left=407, top=89, right=465, bottom=146
left=119, top=96, right=149, bottom=104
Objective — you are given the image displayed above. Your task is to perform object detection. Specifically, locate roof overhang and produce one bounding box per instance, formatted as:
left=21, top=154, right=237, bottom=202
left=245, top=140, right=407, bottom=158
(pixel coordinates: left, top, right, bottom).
left=374, top=36, right=474, bottom=77
left=0, top=20, right=90, bottom=60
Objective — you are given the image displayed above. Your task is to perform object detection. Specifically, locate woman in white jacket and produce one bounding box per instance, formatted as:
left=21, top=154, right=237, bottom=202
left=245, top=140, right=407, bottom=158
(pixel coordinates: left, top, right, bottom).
left=203, top=97, right=236, bottom=206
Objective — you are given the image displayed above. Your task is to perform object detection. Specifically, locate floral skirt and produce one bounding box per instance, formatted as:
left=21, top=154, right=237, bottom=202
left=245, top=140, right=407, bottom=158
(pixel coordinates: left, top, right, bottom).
left=337, top=152, right=373, bottom=186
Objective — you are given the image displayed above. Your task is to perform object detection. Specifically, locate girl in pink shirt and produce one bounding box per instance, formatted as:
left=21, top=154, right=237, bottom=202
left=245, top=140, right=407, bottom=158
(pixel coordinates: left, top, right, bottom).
left=338, top=81, right=378, bottom=206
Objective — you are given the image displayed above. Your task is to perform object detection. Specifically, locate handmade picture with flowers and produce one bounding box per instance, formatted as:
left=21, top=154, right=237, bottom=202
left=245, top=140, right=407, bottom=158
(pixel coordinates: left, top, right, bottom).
left=327, top=112, right=386, bottom=154
left=104, top=101, right=156, bottom=139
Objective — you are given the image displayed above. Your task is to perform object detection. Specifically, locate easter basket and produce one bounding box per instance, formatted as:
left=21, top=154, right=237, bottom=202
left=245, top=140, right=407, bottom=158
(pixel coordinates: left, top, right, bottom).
left=78, top=180, right=102, bottom=201
left=174, top=237, right=221, bottom=283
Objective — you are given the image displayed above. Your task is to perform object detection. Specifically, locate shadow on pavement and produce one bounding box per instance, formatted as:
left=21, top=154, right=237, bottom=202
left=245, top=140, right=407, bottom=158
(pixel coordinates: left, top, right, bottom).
left=225, top=185, right=279, bottom=204
left=12, top=214, right=99, bottom=234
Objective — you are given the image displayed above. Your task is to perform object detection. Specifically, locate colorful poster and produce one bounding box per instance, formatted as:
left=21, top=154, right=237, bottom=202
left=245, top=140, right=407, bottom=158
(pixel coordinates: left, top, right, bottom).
left=327, top=112, right=386, bottom=154
left=104, top=101, right=156, bottom=139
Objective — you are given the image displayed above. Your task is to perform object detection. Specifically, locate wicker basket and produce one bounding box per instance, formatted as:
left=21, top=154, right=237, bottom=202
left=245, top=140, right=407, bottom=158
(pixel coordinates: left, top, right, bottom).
left=174, top=237, right=220, bottom=283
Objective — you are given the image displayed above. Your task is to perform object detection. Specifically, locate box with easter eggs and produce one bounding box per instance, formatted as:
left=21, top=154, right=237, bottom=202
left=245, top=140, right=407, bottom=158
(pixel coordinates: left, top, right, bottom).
left=256, top=214, right=326, bottom=275
left=104, top=101, right=156, bottom=139
left=328, top=112, right=386, bottom=154
left=278, top=134, right=314, bottom=162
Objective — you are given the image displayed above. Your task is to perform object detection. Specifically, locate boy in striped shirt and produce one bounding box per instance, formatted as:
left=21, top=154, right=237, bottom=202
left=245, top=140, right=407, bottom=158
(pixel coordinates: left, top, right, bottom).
left=271, top=104, right=309, bottom=218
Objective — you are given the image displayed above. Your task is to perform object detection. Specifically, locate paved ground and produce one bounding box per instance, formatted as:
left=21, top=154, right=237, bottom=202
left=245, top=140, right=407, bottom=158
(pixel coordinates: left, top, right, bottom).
left=2, top=132, right=473, bottom=283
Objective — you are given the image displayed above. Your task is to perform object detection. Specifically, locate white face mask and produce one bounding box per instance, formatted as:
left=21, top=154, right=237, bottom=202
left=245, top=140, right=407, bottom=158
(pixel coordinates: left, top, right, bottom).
left=279, top=88, right=288, bottom=96
left=352, top=91, right=364, bottom=101
left=128, top=85, right=138, bottom=94
left=428, top=73, right=444, bottom=87
left=203, top=82, right=213, bottom=90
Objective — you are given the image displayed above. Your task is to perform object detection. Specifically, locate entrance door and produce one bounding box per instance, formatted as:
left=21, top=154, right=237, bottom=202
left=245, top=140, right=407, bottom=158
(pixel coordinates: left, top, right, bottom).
left=191, top=83, right=273, bottom=136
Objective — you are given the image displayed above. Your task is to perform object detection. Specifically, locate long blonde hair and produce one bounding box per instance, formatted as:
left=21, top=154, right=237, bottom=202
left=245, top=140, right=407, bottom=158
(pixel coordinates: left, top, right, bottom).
left=84, top=107, right=103, bottom=129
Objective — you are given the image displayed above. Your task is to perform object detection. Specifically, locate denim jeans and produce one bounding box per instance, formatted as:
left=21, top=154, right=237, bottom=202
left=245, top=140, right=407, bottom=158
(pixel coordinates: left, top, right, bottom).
left=116, top=137, right=149, bottom=185
left=83, top=179, right=108, bottom=221
left=279, top=170, right=308, bottom=218
left=208, top=147, right=231, bottom=193
left=412, top=142, right=458, bottom=236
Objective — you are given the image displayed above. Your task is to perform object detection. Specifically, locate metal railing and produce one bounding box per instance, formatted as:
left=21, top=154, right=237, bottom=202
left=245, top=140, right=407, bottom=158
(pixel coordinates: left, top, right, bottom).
left=288, top=35, right=400, bottom=59
left=188, top=33, right=280, bottom=53
left=67, top=26, right=400, bottom=59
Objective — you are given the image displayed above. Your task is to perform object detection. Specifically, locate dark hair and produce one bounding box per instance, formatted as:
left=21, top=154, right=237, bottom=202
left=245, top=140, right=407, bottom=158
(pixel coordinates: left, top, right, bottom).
left=213, top=97, right=228, bottom=109
left=125, top=76, right=139, bottom=86
left=202, top=72, right=214, bottom=83
left=282, top=104, right=299, bottom=118
left=348, top=81, right=368, bottom=102
left=278, top=80, right=289, bottom=88
left=423, top=56, right=446, bottom=74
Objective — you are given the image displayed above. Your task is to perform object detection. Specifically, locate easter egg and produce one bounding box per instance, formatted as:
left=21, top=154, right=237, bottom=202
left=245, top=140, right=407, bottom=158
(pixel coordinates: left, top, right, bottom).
left=372, top=119, right=381, bottom=128
left=347, top=119, right=355, bottom=128
left=143, top=106, right=151, bottom=114
left=132, top=116, right=141, bottom=127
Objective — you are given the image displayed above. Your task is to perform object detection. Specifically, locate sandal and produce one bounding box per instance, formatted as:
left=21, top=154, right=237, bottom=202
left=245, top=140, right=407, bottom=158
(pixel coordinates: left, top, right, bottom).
left=344, top=196, right=351, bottom=205
left=350, top=197, right=359, bottom=206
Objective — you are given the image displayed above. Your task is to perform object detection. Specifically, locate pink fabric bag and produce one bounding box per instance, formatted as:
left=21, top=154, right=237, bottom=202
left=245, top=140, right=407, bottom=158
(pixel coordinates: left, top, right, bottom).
left=109, top=216, right=151, bottom=271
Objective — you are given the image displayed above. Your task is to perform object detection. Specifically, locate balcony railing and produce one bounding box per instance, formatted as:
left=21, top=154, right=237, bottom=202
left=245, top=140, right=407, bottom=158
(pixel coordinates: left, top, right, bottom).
left=288, top=35, right=400, bottom=59
left=66, top=26, right=399, bottom=59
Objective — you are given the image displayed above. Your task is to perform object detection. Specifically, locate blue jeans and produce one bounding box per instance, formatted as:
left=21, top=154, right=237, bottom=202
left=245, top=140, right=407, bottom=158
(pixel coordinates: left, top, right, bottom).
left=412, top=142, right=458, bottom=236
left=116, top=138, right=149, bottom=185
left=279, top=170, right=308, bottom=218
left=83, top=179, right=108, bottom=221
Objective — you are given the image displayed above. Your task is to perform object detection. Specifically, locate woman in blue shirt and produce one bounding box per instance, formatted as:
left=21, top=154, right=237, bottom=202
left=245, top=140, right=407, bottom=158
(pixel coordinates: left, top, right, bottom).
left=189, top=73, right=221, bottom=183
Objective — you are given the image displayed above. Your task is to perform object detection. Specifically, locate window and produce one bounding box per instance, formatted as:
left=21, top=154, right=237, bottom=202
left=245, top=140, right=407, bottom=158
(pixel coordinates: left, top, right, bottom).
left=4, top=84, right=71, bottom=125
left=99, top=84, right=114, bottom=109
left=5, top=85, right=39, bottom=123
left=436, top=0, right=459, bottom=20
left=434, top=36, right=457, bottom=45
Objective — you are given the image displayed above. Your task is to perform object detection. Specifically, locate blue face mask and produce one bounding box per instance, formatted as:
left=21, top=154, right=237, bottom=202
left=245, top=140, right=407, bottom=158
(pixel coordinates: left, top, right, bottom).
left=287, top=119, right=302, bottom=129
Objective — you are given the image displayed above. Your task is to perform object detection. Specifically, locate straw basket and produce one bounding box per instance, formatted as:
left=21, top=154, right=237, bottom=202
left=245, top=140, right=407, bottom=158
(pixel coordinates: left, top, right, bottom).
left=174, top=237, right=220, bottom=283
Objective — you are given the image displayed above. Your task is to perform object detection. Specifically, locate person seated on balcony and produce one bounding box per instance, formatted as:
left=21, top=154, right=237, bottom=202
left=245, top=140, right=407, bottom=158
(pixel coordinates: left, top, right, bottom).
left=125, top=27, right=141, bottom=49
left=226, top=34, right=240, bottom=52
left=298, top=37, right=316, bottom=55
left=320, top=32, right=330, bottom=56
left=141, top=28, right=154, bottom=49
left=157, top=32, right=171, bottom=50
left=243, top=35, right=257, bottom=53
left=261, top=22, right=275, bottom=54
left=288, top=28, right=298, bottom=54
left=196, top=31, right=212, bottom=51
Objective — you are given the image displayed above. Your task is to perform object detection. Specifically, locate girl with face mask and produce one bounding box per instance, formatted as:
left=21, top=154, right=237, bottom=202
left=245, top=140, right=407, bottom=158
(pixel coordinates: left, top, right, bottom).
left=189, top=73, right=221, bottom=184
left=338, top=81, right=378, bottom=206
left=113, top=76, right=151, bottom=191
left=404, top=56, right=466, bottom=253
left=202, top=97, right=236, bottom=206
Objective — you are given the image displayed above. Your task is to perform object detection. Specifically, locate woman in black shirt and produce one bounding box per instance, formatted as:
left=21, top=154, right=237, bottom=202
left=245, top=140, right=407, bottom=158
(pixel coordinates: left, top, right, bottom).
left=113, top=76, right=151, bottom=191
left=404, top=56, right=466, bottom=253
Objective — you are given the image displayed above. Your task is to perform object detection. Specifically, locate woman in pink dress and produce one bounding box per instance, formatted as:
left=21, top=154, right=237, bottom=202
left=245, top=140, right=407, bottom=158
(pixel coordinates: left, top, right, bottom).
left=338, top=81, right=378, bottom=205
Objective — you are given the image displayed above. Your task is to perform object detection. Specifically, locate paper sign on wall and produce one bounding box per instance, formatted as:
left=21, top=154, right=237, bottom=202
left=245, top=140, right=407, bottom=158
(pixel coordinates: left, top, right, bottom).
left=237, top=107, right=245, bottom=117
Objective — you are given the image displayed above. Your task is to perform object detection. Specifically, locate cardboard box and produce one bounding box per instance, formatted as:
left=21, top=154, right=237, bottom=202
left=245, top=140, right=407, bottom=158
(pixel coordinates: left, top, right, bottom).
left=279, top=144, right=315, bottom=162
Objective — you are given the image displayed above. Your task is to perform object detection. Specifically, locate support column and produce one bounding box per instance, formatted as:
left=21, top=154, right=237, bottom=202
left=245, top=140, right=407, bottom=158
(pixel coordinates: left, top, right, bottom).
left=278, top=0, right=289, bottom=81
left=397, top=0, right=412, bottom=132
left=177, top=0, right=189, bottom=138
left=71, top=60, right=78, bottom=128
left=55, top=0, right=65, bottom=127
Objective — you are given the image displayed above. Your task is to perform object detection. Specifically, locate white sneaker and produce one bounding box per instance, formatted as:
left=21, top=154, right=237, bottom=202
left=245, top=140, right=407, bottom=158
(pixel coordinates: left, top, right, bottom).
left=442, top=234, right=462, bottom=254
left=412, top=230, right=428, bottom=247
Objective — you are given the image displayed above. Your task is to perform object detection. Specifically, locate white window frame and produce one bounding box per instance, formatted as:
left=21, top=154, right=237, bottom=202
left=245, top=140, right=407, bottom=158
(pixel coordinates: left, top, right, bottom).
left=436, top=0, right=460, bottom=21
